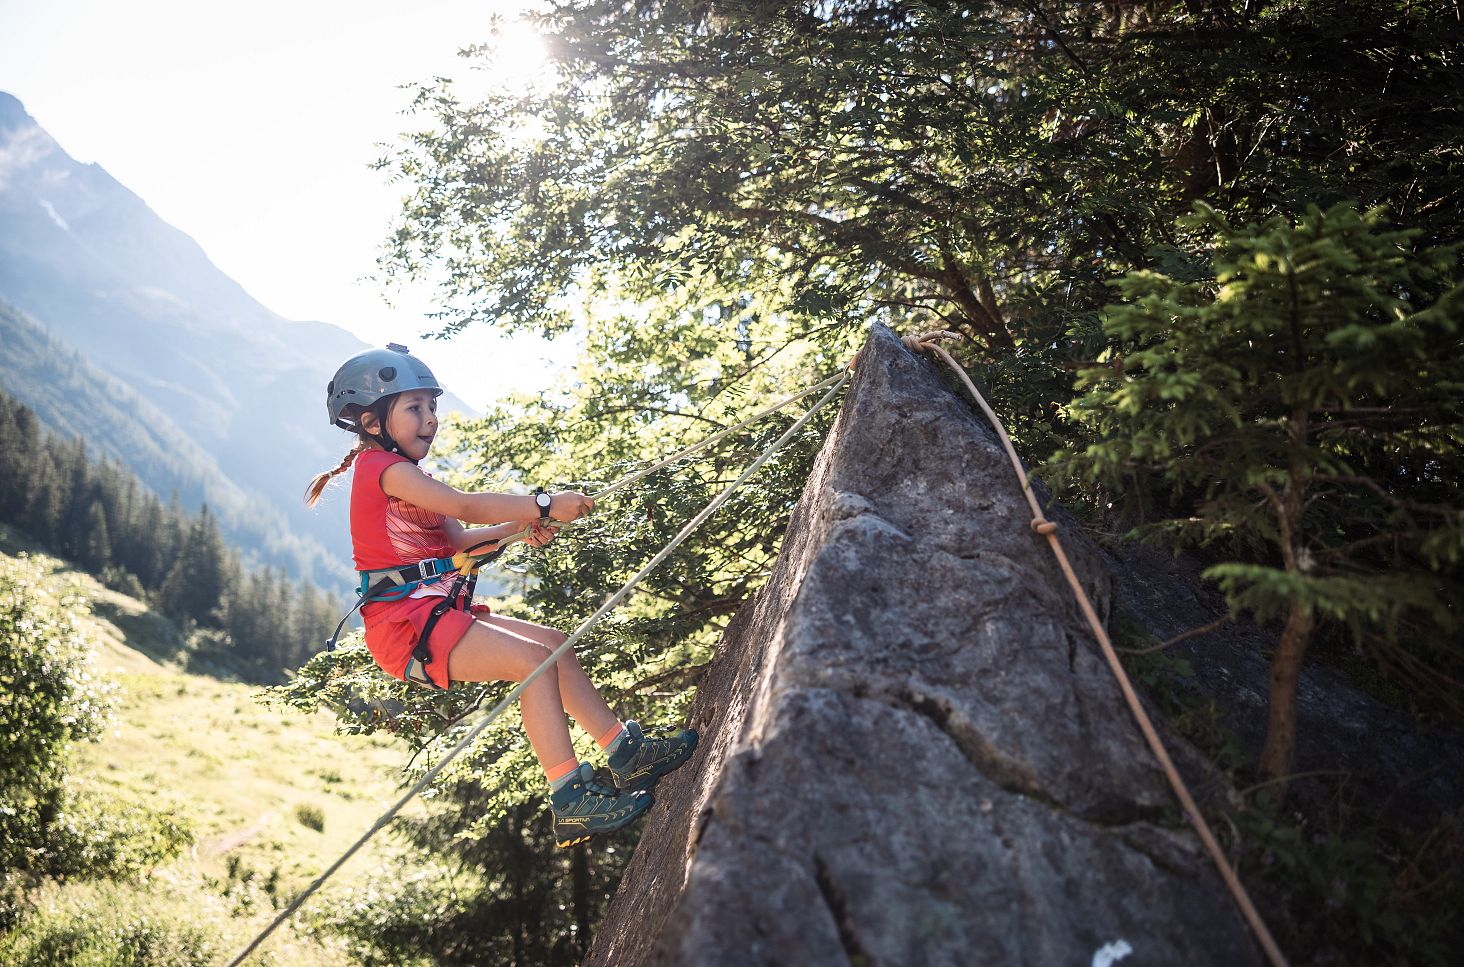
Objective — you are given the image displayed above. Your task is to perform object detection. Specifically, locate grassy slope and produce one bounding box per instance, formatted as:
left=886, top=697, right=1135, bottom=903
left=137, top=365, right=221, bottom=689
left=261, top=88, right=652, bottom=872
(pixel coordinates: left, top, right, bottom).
left=4, top=529, right=425, bottom=965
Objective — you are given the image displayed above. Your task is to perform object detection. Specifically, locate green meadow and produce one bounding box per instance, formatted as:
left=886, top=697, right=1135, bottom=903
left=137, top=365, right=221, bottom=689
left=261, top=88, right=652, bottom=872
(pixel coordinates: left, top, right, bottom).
left=2, top=534, right=424, bottom=966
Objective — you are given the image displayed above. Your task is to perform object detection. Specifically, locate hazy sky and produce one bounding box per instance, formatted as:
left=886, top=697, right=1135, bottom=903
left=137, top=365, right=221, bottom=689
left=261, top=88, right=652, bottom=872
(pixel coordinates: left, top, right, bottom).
left=0, top=0, right=557, bottom=410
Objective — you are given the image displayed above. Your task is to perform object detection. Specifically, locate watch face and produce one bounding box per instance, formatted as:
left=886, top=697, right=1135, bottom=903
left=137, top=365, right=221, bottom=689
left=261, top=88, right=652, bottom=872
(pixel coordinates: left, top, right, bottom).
left=536, top=492, right=552, bottom=510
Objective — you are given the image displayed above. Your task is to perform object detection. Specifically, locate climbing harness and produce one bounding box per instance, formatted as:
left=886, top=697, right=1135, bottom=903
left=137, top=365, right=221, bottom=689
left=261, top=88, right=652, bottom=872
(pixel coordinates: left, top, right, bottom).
left=901, top=330, right=1288, bottom=967
left=325, top=532, right=529, bottom=692
left=226, top=367, right=851, bottom=967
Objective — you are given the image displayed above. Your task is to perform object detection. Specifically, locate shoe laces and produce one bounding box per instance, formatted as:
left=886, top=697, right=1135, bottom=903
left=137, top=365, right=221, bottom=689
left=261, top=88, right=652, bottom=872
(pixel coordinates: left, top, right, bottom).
left=636, top=730, right=681, bottom=761
left=584, top=767, right=626, bottom=802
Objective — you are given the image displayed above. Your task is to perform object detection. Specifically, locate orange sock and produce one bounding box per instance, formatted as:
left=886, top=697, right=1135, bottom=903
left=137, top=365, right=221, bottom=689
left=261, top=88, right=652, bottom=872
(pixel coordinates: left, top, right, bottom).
left=595, top=722, right=626, bottom=751
left=546, top=757, right=579, bottom=789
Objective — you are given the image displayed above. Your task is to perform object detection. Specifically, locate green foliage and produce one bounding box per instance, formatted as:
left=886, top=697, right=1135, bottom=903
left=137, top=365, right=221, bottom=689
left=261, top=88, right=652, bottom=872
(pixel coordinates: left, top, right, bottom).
left=307, top=860, right=464, bottom=967
left=334, top=0, right=1464, bottom=961
left=293, top=803, right=326, bottom=833
left=34, top=787, right=193, bottom=886
left=1053, top=202, right=1464, bottom=716
left=0, top=884, right=220, bottom=967
left=1237, top=798, right=1464, bottom=964
left=1, top=554, right=193, bottom=937
left=0, top=554, right=111, bottom=879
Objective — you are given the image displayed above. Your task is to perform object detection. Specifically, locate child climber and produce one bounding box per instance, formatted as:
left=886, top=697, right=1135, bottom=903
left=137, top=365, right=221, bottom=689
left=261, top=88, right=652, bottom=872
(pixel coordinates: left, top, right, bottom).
left=306, top=343, right=697, bottom=847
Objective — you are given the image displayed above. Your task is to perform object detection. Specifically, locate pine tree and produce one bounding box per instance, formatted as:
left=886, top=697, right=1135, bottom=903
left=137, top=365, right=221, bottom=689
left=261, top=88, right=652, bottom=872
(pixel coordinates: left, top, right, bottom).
left=1054, top=202, right=1464, bottom=789
left=83, top=500, right=111, bottom=570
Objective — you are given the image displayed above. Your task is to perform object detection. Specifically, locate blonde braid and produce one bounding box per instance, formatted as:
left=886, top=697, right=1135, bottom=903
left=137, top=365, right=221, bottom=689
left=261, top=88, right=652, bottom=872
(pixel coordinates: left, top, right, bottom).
left=304, top=439, right=370, bottom=507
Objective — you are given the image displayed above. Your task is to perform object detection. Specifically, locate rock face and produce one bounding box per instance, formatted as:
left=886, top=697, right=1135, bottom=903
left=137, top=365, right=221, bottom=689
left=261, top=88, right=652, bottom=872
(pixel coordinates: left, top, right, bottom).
left=585, top=324, right=1260, bottom=966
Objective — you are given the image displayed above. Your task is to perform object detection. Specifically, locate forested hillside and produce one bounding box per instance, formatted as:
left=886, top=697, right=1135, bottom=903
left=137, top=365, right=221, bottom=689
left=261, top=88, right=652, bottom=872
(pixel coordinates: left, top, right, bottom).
left=0, top=390, right=339, bottom=683
left=0, top=297, right=342, bottom=584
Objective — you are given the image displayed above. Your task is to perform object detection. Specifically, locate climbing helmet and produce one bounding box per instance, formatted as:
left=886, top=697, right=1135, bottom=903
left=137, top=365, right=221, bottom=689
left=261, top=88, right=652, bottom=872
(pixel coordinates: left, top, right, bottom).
left=326, top=343, right=443, bottom=429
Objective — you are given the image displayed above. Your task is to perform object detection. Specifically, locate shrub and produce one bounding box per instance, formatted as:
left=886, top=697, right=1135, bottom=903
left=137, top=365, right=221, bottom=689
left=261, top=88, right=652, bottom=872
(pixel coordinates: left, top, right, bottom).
left=0, top=555, right=111, bottom=879
left=100, top=566, right=147, bottom=600
left=293, top=803, right=325, bottom=833
left=42, top=787, right=194, bottom=882
left=309, top=862, right=463, bottom=967
left=0, top=883, right=218, bottom=967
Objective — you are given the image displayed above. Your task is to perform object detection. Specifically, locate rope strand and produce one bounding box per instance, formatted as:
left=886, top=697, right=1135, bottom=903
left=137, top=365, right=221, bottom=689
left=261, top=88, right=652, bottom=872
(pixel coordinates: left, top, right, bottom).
left=450, top=368, right=853, bottom=566
left=903, top=330, right=1287, bottom=967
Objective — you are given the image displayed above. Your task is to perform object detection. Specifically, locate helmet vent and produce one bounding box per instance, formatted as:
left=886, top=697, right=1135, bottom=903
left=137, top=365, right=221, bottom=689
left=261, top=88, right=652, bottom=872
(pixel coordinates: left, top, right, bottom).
left=327, top=380, right=335, bottom=394
left=379, top=366, right=397, bottom=381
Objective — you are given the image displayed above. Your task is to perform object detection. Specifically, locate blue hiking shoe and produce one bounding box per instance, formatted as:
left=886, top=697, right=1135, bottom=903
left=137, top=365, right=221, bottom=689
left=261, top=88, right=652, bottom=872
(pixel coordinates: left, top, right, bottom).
left=550, top=762, right=652, bottom=848
left=607, top=720, right=699, bottom=793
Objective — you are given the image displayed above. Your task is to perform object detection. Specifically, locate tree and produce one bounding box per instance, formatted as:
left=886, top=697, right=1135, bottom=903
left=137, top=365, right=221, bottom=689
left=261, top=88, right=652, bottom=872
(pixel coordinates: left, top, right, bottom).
left=379, top=1, right=1464, bottom=457
left=157, top=505, right=229, bottom=627
left=1052, top=202, right=1464, bottom=787
left=0, top=555, right=110, bottom=883
left=288, top=1, right=1464, bottom=958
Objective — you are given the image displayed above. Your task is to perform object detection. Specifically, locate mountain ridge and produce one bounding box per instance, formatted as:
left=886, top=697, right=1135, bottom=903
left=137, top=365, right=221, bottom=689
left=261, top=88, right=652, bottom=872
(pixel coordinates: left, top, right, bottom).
left=0, top=90, right=475, bottom=587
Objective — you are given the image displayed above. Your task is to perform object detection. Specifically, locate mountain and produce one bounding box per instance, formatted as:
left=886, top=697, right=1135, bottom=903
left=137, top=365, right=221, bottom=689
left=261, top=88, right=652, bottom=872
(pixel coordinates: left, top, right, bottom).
left=0, top=91, right=473, bottom=587
left=0, top=296, right=334, bottom=580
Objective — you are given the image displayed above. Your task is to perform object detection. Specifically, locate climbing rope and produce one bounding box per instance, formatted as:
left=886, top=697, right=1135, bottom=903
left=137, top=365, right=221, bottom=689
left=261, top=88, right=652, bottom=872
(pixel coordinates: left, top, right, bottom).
left=901, top=330, right=1288, bottom=967
left=443, top=369, right=853, bottom=567
left=226, top=370, right=850, bottom=966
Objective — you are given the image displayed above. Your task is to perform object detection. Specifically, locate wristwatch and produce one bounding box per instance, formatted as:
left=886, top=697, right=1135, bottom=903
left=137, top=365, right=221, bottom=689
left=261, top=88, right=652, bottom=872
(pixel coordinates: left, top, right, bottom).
left=532, top=487, right=552, bottom=525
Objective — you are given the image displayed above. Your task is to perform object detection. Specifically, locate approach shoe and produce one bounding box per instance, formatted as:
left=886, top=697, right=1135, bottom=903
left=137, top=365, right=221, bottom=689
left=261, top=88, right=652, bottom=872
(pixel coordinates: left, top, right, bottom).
left=607, top=720, right=699, bottom=793
left=550, top=762, right=652, bottom=848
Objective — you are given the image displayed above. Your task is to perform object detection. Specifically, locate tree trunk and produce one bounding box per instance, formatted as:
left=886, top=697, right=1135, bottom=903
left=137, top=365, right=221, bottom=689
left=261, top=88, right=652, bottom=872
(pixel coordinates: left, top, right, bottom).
left=572, top=842, right=591, bottom=956
left=1258, top=600, right=1315, bottom=796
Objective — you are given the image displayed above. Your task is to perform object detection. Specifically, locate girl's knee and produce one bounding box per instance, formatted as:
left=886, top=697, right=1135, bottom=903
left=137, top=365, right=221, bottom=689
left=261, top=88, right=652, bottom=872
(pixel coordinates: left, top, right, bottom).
left=522, top=642, right=561, bottom=683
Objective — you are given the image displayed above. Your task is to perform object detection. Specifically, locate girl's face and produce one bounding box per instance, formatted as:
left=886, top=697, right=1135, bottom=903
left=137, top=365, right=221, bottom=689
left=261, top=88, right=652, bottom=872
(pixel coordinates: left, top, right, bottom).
left=372, top=390, right=438, bottom=461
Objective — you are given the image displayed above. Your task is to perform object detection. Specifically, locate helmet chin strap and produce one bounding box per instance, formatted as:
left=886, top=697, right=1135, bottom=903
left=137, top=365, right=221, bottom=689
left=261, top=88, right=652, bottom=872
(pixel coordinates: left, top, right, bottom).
left=365, top=422, right=420, bottom=465
left=361, top=396, right=422, bottom=465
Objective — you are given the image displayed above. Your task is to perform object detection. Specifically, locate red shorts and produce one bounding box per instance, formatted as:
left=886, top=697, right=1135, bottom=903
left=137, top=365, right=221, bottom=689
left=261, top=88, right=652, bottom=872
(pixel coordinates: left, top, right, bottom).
left=362, top=594, right=492, bottom=689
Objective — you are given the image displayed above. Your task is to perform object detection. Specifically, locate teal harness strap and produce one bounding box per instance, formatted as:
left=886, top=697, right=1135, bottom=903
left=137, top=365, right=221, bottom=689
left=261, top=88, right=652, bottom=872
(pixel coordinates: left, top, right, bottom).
left=324, top=556, right=460, bottom=651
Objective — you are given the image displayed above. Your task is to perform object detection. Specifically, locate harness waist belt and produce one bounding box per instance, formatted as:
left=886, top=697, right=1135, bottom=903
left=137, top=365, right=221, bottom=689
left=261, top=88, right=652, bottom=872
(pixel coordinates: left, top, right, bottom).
left=357, top=556, right=459, bottom=601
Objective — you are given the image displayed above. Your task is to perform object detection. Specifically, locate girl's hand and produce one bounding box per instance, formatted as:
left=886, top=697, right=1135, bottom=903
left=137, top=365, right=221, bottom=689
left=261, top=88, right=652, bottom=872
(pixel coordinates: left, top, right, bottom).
left=525, top=522, right=558, bottom=548
left=548, top=491, right=595, bottom=522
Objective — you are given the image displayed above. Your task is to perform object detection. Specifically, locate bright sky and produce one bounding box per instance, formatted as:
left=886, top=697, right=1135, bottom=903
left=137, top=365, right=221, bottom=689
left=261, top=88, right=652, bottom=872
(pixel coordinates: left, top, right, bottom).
left=0, top=0, right=559, bottom=411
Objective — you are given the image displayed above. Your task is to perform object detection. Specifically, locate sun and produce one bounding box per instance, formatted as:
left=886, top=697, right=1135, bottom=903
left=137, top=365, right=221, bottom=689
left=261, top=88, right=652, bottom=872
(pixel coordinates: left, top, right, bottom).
left=451, top=14, right=554, bottom=98
left=492, top=17, right=552, bottom=85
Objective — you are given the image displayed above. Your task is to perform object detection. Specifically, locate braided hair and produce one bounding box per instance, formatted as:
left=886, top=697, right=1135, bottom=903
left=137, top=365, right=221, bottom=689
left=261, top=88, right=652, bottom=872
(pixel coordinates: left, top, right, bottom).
left=303, top=396, right=395, bottom=507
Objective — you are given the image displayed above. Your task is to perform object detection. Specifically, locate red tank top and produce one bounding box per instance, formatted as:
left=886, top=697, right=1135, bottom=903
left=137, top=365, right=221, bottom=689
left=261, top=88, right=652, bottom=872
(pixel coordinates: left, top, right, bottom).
left=350, top=449, right=456, bottom=572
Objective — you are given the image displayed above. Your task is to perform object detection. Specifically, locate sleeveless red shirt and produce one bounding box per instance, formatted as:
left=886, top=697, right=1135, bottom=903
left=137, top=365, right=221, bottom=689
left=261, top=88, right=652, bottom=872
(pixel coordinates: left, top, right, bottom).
left=350, top=449, right=456, bottom=572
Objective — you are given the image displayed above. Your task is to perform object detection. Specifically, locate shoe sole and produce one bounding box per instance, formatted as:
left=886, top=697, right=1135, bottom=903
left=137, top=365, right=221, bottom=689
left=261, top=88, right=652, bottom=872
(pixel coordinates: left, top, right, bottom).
left=553, top=795, right=655, bottom=848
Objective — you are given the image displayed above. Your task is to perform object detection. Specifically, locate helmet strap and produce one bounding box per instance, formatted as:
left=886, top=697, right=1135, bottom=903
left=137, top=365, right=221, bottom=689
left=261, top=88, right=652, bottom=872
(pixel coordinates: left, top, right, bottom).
left=358, top=394, right=418, bottom=465
left=363, top=399, right=420, bottom=465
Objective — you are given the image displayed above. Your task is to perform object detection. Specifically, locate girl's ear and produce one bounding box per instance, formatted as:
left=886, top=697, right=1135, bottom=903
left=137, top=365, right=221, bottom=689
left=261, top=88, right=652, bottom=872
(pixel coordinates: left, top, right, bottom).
left=359, top=411, right=380, bottom=435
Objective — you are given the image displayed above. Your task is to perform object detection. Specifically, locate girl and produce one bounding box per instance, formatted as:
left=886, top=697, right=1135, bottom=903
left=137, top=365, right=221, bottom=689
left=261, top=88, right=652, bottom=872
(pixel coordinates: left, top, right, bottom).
left=306, top=344, right=697, bottom=847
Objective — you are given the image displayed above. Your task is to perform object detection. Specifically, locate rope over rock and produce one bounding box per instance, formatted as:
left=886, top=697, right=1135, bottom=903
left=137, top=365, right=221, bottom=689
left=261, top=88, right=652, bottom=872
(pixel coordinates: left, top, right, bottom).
left=895, top=324, right=1285, bottom=967
left=586, top=323, right=1272, bottom=967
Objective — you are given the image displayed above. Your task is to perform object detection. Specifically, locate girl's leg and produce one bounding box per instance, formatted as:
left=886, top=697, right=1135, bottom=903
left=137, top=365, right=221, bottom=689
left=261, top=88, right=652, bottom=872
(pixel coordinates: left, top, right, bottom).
left=479, top=614, right=620, bottom=742
left=445, top=620, right=575, bottom=773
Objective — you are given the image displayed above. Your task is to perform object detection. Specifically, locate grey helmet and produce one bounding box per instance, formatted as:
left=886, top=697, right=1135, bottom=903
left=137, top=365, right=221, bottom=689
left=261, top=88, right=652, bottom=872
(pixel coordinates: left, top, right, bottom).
left=326, top=343, right=443, bottom=431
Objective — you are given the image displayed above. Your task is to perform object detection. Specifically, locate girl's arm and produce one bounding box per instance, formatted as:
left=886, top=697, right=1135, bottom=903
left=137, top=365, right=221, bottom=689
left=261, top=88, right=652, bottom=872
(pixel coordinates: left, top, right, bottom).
left=443, top=518, right=558, bottom=552
left=380, top=462, right=594, bottom=524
